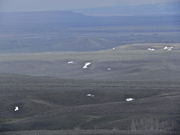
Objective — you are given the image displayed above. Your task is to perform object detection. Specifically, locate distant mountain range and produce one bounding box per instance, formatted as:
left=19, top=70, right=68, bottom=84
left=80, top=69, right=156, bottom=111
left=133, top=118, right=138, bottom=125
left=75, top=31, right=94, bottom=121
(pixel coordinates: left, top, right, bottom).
left=0, top=10, right=179, bottom=27
left=75, top=1, right=180, bottom=16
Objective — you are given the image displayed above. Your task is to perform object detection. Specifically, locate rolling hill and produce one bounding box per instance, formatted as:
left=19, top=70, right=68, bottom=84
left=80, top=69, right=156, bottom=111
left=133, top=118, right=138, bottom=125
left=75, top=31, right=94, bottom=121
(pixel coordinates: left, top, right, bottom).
left=0, top=43, right=180, bottom=81
left=0, top=74, right=179, bottom=134
left=0, top=43, right=180, bottom=134
left=0, top=2, right=180, bottom=135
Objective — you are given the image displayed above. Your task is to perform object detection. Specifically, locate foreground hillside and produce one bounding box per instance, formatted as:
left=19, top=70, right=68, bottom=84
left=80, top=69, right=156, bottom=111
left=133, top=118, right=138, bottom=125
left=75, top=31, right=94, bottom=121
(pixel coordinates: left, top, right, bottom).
left=0, top=43, right=180, bottom=81
left=3, top=130, right=178, bottom=135
left=0, top=74, right=180, bottom=134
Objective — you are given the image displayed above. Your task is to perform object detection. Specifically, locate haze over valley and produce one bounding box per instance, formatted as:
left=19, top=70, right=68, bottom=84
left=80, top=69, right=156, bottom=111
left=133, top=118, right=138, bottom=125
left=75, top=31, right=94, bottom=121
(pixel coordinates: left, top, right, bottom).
left=0, top=0, right=180, bottom=134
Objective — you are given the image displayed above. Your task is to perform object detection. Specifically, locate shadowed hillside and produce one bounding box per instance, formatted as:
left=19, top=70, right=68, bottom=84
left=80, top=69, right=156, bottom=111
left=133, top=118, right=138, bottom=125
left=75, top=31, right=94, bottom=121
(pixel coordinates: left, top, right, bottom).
left=0, top=74, right=179, bottom=134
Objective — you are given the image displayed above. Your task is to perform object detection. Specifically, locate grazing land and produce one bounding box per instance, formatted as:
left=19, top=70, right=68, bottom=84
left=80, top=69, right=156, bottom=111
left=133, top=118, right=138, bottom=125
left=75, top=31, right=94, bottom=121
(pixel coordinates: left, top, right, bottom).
left=0, top=10, right=180, bottom=135
left=0, top=74, right=180, bottom=134
left=0, top=43, right=180, bottom=81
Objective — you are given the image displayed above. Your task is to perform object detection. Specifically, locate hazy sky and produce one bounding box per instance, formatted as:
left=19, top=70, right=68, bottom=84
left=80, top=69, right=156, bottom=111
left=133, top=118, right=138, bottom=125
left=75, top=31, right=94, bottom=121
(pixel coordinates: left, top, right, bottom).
left=0, top=0, right=178, bottom=12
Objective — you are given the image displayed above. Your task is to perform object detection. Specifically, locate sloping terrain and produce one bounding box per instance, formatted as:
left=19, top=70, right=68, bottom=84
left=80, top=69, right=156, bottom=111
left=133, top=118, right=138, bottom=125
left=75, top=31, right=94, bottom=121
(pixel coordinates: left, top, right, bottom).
left=0, top=74, right=179, bottom=134
left=0, top=43, right=180, bottom=81
left=0, top=11, right=179, bottom=53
